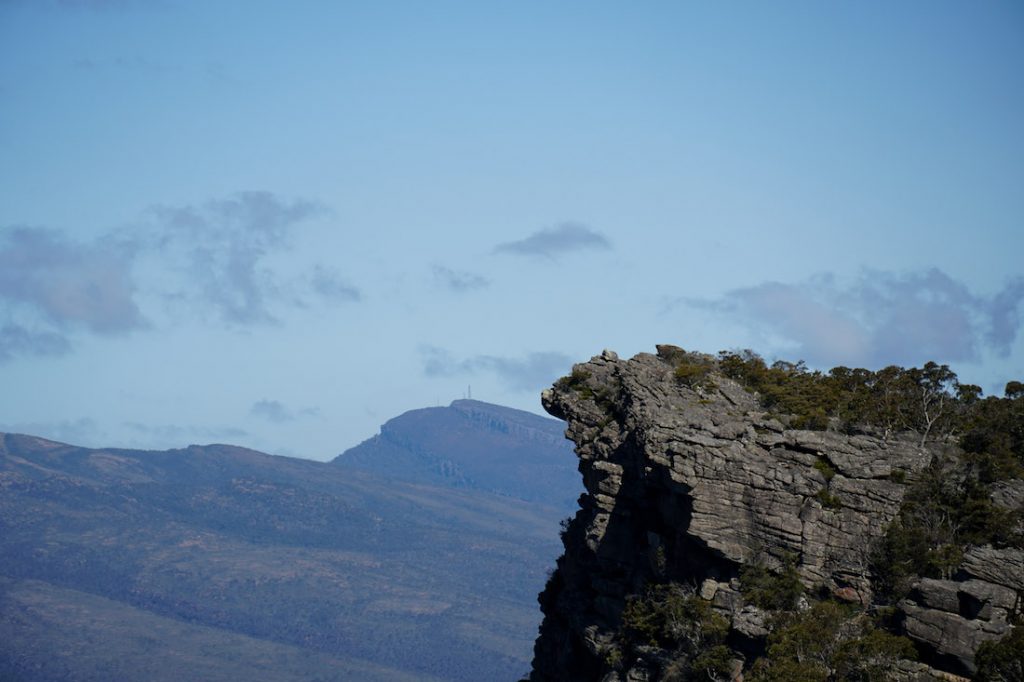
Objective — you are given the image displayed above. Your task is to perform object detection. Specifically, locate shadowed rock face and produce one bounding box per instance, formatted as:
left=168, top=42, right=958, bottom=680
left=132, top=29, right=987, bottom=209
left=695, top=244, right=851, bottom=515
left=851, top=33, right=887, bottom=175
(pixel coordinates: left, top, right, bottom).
left=527, top=348, right=1023, bottom=681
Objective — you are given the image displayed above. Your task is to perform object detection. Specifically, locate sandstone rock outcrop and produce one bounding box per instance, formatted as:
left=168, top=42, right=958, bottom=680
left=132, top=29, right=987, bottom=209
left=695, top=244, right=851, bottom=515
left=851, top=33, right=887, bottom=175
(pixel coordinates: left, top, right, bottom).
left=528, top=348, right=1023, bottom=681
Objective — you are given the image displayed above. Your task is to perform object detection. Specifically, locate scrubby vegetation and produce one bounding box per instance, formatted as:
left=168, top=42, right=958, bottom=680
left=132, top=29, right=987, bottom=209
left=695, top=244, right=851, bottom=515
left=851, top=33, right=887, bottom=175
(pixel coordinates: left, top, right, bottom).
left=614, top=584, right=733, bottom=682
left=871, top=460, right=1022, bottom=601
left=748, top=601, right=916, bottom=682
left=975, top=625, right=1024, bottom=682
left=611, top=577, right=919, bottom=681
left=555, top=365, right=620, bottom=416
left=739, top=554, right=804, bottom=611
left=716, top=350, right=997, bottom=442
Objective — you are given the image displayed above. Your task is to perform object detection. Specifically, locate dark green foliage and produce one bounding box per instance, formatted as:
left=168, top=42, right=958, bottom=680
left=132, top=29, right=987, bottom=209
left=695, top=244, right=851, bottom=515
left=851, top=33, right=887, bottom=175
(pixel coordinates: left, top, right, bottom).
left=616, top=584, right=733, bottom=680
left=555, top=367, right=594, bottom=399
left=815, top=487, right=842, bottom=509
left=870, top=460, right=1022, bottom=602
left=975, top=626, right=1024, bottom=682
left=717, top=353, right=832, bottom=430
left=675, top=645, right=735, bottom=682
left=1007, top=381, right=1024, bottom=400
left=749, top=602, right=916, bottom=682
left=831, top=625, right=919, bottom=681
left=716, top=351, right=1021, bottom=452
left=674, top=356, right=717, bottom=390
left=556, top=365, right=623, bottom=417
left=620, top=584, right=729, bottom=650
left=739, top=553, right=805, bottom=611
left=960, top=386, right=1024, bottom=483
left=813, top=457, right=837, bottom=481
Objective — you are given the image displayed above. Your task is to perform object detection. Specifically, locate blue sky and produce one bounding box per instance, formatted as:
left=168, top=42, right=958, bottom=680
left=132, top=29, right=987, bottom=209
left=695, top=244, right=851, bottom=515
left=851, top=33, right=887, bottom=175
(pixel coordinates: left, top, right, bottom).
left=1, top=0, right=1022, bottom=459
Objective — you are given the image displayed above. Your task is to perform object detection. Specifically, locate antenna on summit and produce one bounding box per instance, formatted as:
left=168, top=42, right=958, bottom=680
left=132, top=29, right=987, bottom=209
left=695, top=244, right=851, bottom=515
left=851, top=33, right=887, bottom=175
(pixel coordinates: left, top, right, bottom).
left=468, top=385, right=472, bottom=400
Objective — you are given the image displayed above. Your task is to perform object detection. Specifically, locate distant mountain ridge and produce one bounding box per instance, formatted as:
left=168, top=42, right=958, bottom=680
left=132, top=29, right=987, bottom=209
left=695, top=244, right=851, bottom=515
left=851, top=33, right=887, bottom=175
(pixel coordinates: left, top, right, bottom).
left=333, top=399, right=579, bottom=509
left=0, top=400, right=582, bottom=681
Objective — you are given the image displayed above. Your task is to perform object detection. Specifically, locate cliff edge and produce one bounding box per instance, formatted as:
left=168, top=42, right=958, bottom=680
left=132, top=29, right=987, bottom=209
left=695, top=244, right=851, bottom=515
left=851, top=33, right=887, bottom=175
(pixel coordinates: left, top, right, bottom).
left=528, top=347, right=1023, bottom=681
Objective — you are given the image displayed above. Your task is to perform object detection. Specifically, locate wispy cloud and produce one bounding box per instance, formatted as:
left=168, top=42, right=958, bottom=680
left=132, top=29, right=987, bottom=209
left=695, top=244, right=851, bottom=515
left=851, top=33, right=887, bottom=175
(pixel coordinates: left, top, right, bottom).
left=124, top=422, right=249, bottom=443
left=686, top=269, right=1024, bottom=368
left=71, top=55, right=160, bottom=72
left=2, top=0, right=143, bottom=10
left=0, top=325, right=70, bottom=362
left=0, top=191, right=360, bottom=363
left=494, top=222, right=611, bottom=258
left=310, top=265, right=362, bottom=303
left=0, top=417, right=102, bottom=446
left=54, top=0, right=139, bottom=10
left=145, top=191, right=325, bottom=324
left=432, top=265, right=489, bottom=292
left=0, top=226, right=145, bottom=360
left=249, top=399, right=319, bottom=424
left=420, top=345, right=573, bottom=392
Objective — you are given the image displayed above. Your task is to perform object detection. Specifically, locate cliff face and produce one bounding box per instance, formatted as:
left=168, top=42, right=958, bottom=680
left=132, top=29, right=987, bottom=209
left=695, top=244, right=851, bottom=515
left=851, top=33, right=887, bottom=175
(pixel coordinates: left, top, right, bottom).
left=528, top=348, right=1023, bottom=681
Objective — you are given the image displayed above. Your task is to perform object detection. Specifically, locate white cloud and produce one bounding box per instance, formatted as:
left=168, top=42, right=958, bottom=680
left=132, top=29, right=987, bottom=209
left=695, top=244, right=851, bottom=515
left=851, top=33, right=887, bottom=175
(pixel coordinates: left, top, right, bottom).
left=688, top=269, right=1024, bottom=368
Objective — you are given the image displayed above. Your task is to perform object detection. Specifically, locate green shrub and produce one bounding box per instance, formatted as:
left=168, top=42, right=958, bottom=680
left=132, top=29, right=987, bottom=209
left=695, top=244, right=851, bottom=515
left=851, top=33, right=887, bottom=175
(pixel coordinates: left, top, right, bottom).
left=749, top=602, right=916, bottom=682
left=871, top=461, right=1022, bottom=602
left=675, top=357, right=716, bottom=390
left=816, top=488, right=842, bottom=509
left=813, top=458, right=837, bottom=481
left=620, top=584, right=728, bottom=651
left=739, top=553, right=804, bottom=611
left=687, top=645, right=735, bottom=682
left=975, top=626, right=1024, bottom=682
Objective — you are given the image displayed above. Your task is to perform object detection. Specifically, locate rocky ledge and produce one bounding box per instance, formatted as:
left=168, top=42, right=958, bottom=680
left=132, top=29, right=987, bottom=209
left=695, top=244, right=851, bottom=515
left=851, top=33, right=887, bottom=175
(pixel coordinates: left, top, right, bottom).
left=527, top=348, right=1022, bottom=681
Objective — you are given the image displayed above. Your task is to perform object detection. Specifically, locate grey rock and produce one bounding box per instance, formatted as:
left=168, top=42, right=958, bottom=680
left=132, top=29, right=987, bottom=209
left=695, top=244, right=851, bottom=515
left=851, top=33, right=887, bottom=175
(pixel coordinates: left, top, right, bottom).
left=991, top=479, right=1024, bottom=511
left=528, top=349, right=1020, bottom=682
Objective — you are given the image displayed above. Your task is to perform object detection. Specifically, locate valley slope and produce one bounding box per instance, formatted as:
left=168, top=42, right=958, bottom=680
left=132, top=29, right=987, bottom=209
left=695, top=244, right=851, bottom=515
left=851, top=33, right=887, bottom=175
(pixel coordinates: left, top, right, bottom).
left=0, top=400, right=581, bottom=681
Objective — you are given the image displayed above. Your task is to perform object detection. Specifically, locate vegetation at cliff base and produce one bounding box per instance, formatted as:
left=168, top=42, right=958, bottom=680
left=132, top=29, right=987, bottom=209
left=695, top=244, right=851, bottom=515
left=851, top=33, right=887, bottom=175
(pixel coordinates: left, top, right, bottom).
left=739, top=554, right=804, bottom=611
left=975, top=625, right=1024, bottom=682
left=617, top=584, right=733, bottom=682
left=748, top=601, right=916, bottom=682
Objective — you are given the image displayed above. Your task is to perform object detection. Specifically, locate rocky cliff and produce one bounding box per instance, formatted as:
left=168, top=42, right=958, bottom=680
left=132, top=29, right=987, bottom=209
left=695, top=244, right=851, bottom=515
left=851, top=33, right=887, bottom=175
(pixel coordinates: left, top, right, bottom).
left=527, top=348, right=1023, bottom=681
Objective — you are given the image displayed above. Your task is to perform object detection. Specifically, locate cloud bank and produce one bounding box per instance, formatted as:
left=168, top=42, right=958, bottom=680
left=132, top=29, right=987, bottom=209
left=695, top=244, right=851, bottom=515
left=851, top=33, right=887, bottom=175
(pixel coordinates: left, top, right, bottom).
left=689, top=268, right=1024, bottom=369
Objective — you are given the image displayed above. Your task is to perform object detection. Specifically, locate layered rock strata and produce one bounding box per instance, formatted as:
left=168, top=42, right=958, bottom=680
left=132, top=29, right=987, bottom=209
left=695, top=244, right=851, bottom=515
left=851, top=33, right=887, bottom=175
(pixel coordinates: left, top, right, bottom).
left=528, top=348, right=1022, bottom=681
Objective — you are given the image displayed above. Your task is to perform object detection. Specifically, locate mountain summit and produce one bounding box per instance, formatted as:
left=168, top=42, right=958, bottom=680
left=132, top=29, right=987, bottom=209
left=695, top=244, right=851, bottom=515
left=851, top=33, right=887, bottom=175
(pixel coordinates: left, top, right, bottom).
left=333, top=399, right=580, bottom=509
